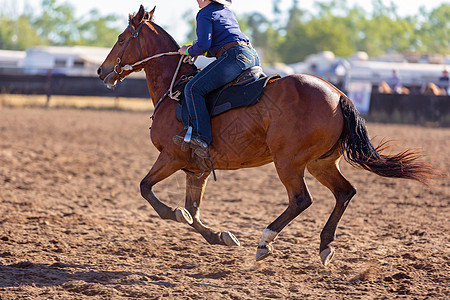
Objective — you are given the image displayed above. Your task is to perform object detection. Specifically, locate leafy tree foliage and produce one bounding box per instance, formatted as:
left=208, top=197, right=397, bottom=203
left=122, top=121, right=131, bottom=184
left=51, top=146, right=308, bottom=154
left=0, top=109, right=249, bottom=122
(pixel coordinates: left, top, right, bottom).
left=0, top=0, right=448, bottom=65
left=77, top=9, right=123, bottom=47
left=0, top=0, right=123, bottom=50
left=240, top=0, right=449, bottom=63
left=33, top=0, right=78, bottom=45
left=0, top=13, right=42, bottom=50
left=415, top=4, right=450, bottom=54
left=183, top=9, right=198, bottom=44
left=241, top=12, right=283, bottom=64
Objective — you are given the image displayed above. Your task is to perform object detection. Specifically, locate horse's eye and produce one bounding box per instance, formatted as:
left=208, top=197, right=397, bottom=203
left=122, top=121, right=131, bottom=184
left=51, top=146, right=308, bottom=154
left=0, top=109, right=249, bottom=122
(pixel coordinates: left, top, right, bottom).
left=118, top=36, right=125, bottom=45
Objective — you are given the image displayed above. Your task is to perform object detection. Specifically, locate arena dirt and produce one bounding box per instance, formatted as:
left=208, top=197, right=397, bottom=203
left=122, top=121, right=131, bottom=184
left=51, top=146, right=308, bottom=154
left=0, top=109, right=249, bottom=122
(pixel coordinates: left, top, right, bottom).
left=0, top=108, right=448, bottom=299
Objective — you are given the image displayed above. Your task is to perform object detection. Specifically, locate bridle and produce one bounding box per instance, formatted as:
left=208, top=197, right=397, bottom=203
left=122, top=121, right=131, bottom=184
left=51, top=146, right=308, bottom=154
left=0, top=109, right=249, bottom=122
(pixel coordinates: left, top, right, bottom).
left=112, top=20, right=198, bottom=112
left=112, top=19, right=213, bottom=179
left=114, top=21, right=150, bottom=79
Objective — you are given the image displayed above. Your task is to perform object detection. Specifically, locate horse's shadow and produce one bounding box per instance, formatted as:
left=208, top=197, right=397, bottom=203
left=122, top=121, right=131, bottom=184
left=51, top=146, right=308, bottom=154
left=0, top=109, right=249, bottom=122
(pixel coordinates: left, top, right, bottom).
left=0, top=261, right=174, bottom=288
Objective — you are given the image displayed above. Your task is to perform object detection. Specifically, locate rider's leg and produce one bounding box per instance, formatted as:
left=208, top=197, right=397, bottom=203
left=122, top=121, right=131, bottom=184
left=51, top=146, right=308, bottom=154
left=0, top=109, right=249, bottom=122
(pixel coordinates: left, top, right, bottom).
left=183, top=45, right=260, bottom=147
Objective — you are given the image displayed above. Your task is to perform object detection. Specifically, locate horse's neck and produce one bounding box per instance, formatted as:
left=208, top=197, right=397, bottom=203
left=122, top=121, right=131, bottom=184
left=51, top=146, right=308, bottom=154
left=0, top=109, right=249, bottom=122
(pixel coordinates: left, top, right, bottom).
left=144, top=59, right=194, bottom=104
left=142, top=23, right=196, bottom=105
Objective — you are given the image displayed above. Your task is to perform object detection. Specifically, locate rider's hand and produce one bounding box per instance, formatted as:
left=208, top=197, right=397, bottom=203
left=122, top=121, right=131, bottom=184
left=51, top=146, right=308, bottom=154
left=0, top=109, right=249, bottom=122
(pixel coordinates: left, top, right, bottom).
left=179, top=45, right=190, bottom=55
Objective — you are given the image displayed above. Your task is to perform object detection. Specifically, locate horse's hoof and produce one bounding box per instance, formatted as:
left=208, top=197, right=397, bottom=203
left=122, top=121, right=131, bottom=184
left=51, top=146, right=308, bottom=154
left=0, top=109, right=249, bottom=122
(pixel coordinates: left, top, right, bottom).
left=175, top=207, right=193, bottom=225
left=256, top=244, right=273, bottom=261
left=320, top=247, right=335, bottom=266
left=221, top=231, right=240, bottom=246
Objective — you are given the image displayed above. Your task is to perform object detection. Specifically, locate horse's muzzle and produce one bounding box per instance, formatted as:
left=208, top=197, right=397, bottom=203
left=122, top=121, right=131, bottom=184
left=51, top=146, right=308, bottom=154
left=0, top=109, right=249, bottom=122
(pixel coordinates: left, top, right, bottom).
left=102, top=71, right=119, bottom=89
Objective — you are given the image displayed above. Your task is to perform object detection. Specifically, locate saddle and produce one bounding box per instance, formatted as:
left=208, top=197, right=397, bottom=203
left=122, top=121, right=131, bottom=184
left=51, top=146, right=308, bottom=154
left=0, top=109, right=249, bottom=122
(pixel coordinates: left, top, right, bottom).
left=175, top=66, right=281, bottom=127
left=172, top=66, right=280, bottom=180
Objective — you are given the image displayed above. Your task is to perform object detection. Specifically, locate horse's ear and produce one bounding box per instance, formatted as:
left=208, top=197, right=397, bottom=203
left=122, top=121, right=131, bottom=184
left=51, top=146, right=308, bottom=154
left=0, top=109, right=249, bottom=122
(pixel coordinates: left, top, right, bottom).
left=132, top=5, right=146, bottom=28
left=147, top=6, right=156, bottom=22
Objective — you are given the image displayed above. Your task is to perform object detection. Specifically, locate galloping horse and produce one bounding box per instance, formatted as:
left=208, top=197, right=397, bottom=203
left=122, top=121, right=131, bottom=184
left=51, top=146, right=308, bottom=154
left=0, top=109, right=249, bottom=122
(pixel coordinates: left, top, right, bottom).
left=98, top=5, right=437, bottom=265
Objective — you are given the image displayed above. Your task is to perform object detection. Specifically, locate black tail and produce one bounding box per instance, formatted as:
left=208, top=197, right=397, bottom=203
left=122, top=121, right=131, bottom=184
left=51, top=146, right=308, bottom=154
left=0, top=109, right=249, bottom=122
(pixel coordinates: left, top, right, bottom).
left=338, top=95, right=440, bottom=185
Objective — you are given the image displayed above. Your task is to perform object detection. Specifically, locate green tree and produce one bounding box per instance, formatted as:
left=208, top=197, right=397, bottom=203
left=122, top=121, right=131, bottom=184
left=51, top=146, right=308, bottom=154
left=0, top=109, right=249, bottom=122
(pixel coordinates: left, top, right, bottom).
left=15, top=14, right=44, bottom=49
left=277, top=0, right=431, bottom=62
left=279, top=0, right=356, bottom=63
left=32, top=0, right=78, bottom=45
left=0, top=13, right=43, bottom=50
left=0, top=0, right=124, bottom=50
left=285, top=0, right=304, bottom=33
left=0, top=14, right=19, bottom=49
left=356, top=0, right=416, bottom=57
left=241, top=12, right=283, bottom=64
left=77, top=9, right=123, bottom=47
left=416, top=4, right=450, bottom=54
left=178, top=0, right=449, bottom=64
left=341, top=7, right=368, bottom=53
left=183, top=9, right=197, bottom=44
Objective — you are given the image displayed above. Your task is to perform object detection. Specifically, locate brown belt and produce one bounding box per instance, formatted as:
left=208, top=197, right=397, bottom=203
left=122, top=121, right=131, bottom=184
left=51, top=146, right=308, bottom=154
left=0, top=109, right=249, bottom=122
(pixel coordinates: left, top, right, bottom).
left=215, top=41, right=253, bottom=58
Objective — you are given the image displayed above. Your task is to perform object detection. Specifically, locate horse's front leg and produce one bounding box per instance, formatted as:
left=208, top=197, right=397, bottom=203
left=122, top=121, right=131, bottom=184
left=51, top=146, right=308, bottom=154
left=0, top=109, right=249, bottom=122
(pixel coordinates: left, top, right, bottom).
left=140, top=151, right=193, bottom=224
left=185, top=172, right=240, bottom=246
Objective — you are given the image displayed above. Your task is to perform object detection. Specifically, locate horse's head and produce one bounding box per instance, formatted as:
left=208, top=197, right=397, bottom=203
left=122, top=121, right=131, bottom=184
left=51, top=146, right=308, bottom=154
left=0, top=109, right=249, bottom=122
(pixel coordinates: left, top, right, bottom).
left=97, top=5, right=156, bottom=89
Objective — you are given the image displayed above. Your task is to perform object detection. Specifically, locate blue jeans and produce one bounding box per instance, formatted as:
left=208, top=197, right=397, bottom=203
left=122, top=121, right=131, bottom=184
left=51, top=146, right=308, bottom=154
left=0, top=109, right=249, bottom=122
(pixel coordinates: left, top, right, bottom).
left=184, top=45, right=260, bottom=145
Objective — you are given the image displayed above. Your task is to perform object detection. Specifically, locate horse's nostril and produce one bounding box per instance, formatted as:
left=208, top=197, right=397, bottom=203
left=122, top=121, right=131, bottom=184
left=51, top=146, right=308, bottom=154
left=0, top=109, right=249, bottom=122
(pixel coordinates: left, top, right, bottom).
left=97, top=67, right=102, bottom=75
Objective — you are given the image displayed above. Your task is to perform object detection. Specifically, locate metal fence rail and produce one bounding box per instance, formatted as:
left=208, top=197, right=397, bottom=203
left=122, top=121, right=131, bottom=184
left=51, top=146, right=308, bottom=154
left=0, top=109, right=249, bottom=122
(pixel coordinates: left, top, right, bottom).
left=0, top=74, right=150, bottom=99
left=1, top=73, right=449, bottom=126
left=368, top=93, right=450, bottom=126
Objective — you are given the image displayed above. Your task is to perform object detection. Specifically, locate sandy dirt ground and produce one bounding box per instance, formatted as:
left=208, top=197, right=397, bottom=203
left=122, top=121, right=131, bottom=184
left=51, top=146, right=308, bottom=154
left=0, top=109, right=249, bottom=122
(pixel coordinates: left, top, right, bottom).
left=0, top=107, right=448, bottom=299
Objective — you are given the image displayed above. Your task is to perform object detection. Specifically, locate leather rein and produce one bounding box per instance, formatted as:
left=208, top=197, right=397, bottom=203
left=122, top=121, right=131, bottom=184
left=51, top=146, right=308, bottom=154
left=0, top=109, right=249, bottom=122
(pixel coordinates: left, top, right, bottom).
left=114, top=21, right=179, bottom=78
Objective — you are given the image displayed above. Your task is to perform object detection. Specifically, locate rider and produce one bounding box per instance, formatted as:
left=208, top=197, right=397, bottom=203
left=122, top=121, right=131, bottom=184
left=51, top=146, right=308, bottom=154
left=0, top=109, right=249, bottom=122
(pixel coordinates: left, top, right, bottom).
left=174, top=0, right=260, bottom=159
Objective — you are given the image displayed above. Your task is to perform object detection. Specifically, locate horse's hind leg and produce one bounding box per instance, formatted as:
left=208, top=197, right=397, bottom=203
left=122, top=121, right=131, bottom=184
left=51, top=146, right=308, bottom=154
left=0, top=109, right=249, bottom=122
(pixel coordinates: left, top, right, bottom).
left=184, top=172, right=240, bottom=246
left=256, top=164, right=312, bottom=261
left=140, top=151, right=193, bottom=224
left=307, top=153, right=356, bottom=266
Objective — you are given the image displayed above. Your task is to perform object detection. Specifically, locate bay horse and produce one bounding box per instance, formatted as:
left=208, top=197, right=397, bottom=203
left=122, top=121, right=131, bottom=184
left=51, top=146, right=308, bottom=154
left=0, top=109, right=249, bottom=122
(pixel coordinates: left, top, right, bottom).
left=423, top=82, right=447, bottom=96
left=98, top=5, right=438, bottom=265
left=378, top=81, right=410, bottom=94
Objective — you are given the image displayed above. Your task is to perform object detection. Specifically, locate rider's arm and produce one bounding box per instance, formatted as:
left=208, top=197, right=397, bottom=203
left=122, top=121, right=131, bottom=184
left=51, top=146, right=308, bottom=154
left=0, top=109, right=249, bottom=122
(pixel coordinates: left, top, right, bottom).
left=187, top=15, right=212, bottom=57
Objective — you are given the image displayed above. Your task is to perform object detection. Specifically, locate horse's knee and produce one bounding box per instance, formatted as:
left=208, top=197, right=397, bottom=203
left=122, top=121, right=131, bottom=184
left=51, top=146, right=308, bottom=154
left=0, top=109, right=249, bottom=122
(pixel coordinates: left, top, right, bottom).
left=140, top=178, right=153, bottom=198
left=294, top=193, right=312, bottom=212
left=336, top=185, right=356, bottom=206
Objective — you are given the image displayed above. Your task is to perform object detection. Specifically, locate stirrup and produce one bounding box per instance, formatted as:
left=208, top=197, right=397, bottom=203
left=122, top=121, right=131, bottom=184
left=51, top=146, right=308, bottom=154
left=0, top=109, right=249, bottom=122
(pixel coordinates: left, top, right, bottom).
left=173, top=126, right=193, bottom=152
left=172, top=135, right=190, bottom=152
left=188, top=139, right=217, bottom=181
left=189, top=138, right=210, bottom=159
left=193, top=152, right=217, bottom=182
left=173, top=133, right=217, bottom=181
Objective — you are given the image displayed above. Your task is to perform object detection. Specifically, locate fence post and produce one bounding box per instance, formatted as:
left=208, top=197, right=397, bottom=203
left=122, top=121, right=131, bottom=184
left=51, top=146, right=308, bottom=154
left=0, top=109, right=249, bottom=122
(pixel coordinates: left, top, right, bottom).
left=45, top=70, right=52, bottom=108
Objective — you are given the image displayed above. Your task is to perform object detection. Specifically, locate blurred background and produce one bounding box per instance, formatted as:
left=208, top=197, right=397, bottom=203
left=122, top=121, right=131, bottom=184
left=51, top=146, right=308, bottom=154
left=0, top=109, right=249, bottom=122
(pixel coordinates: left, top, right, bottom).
left=0, top=0, right=449, bottom=124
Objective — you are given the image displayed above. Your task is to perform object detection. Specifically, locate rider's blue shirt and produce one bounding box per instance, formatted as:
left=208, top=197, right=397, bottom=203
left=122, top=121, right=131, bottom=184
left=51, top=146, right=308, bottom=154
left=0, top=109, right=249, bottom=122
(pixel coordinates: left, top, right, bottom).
left=187, top=2, right=249, bottom=57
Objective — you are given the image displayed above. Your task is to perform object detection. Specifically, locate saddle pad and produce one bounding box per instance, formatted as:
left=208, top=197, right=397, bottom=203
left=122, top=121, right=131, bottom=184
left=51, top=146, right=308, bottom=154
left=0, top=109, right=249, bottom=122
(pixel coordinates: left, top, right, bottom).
left=176, top=74, right=280, bottom=127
